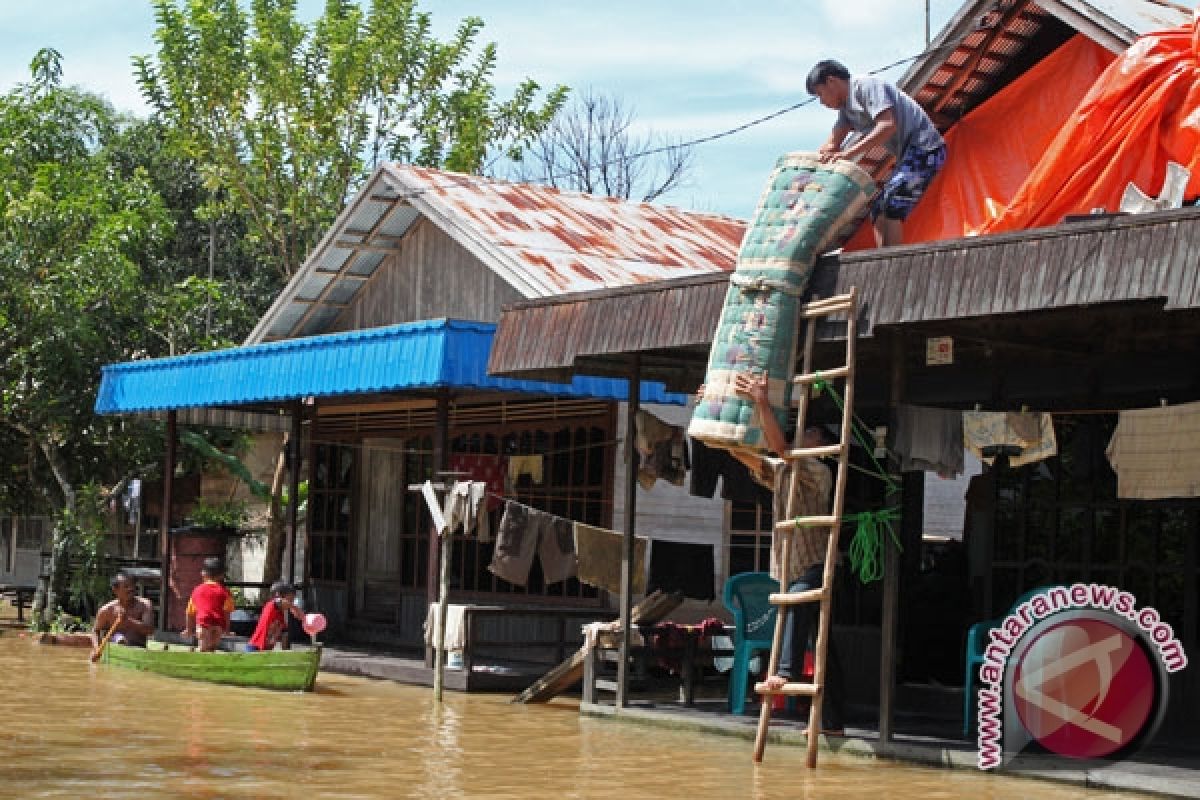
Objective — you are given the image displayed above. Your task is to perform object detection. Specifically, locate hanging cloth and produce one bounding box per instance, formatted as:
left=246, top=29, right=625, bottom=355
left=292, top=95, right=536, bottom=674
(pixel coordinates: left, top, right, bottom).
left=1106, top=401, right=1200, bottom=499
left=962, top=411, right=1057, bottom=467
left=573, top=522, right=647, bottom=595
left=889, top=404, right=964, bottom=476
left=635, top=410, right=689, bottom=489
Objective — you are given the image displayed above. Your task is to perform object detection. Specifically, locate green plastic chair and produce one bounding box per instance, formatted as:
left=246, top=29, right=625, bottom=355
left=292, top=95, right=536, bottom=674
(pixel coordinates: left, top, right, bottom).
left=722, top=571, right=781, bottom=715
left=962, top=585, right=1058, bottom=735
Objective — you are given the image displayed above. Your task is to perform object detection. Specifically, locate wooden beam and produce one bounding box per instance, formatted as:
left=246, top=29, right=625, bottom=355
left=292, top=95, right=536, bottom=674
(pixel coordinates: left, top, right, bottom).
left=616, top=355, right=640, bottom=708
left=879, top=334, right=904, bottom=744
left=159, top=411, right=177, bottom=634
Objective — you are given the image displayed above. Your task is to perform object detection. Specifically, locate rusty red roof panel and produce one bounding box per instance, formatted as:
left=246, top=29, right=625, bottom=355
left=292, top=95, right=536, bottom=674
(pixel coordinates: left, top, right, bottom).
left=391, top=165, right=745, bottom=296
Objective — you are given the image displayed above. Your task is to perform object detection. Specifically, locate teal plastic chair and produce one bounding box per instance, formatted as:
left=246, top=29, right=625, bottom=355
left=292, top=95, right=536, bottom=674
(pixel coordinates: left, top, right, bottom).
left=722, top=572, right=781, bottom=715
left=962, top=585, right=1057, bottom=735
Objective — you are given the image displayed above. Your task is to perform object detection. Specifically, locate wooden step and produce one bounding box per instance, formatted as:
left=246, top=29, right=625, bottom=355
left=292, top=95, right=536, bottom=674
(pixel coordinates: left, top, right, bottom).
left=801, top=299, right=854, bottom=318
left=785, top=443, right=845, bottom=459
left=755, top=680, right=821, bottom=697
left=769, top=587, right=827, bottom=606
left=793, top=365, right=850, bottom=385
left=775, top=515, right=838, bottom=531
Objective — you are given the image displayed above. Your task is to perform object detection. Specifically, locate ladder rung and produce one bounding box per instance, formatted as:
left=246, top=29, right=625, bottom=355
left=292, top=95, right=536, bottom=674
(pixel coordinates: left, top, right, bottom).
left=793, top=365, right=850, bottom=385
left=769, top=588, right=828, bottom=606
left=775, top=515, right=838, bottom=531
left=803, top=292, right=854, bottom=311
left=785, top=444, right=844, bottom=459
left=801, top=300, right=853, bottom=318
left=755, top=680, right=821, bottom=697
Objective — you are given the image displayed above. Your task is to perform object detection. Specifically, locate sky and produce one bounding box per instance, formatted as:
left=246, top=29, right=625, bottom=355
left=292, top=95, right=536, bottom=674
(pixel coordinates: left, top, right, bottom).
left=0, top=0, right=963, bottom=219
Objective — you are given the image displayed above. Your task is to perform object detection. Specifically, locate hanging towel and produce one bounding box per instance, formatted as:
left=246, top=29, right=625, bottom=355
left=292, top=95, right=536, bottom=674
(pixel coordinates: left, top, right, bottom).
left=421, top=480, right=447, bottom=535
left=573, top=522, right=646, bottom=595
left=538, top=515, right=578, bottom=585
left=962, top=411, right=1058, bottom=467
left=442, top=480, right=488, bottom=537
left=507, top=454, right=544, bottom=486
left=424, top=603, right=467, bottom=651
left=488, top=502, right=540, bottom=586
left=890, top=404, right=964, bottom=476
left=646, top=540, right=716, bottom=601
left=1106, top=401, right=1200, bottom=499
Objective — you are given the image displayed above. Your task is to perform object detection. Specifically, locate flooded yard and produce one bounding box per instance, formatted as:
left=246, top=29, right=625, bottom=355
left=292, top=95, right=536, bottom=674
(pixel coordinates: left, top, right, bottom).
left=0, top=623, right=1159, bottom=800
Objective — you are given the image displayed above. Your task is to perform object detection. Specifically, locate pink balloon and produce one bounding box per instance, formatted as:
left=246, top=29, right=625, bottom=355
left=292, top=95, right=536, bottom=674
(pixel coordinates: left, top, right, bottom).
left=303, top=612, right=327, bottom=636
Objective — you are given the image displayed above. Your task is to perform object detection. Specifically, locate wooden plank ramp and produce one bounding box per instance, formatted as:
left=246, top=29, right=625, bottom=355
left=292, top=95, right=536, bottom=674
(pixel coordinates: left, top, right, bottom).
left=513, top=590, right=684, bottom=703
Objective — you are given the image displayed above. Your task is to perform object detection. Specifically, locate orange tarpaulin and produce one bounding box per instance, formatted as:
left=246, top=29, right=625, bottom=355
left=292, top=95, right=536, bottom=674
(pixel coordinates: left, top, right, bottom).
left=843, top=18, right=1200, bottom=249
left=982, top=18, right=1200, bottom=233
left=844, top=34, right=1114, bottom=250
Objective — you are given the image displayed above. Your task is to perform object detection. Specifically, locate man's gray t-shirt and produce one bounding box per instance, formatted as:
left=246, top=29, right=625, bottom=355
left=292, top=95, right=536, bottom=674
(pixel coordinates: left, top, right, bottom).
left=837, top=74, right=943, bottom=158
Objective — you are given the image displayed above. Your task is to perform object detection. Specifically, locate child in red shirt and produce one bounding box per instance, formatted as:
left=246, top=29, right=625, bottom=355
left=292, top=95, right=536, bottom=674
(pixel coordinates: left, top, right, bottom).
left=247, top=581, right=305, bottom=652
left=184, top=557, right=236, bottom=652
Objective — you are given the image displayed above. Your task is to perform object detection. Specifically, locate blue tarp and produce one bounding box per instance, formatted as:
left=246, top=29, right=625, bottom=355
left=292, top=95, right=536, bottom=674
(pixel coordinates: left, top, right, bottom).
left=95, top=318, right=686, bottom=414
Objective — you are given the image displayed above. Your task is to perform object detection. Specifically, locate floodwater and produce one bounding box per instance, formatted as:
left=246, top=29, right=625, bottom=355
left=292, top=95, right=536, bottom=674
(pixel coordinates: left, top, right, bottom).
left=0, top=631, right=1150, bottom=800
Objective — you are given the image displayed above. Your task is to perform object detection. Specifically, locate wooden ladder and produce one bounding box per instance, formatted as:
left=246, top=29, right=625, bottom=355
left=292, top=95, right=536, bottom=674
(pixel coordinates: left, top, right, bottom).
left=752, top=287, right=859, bottom=768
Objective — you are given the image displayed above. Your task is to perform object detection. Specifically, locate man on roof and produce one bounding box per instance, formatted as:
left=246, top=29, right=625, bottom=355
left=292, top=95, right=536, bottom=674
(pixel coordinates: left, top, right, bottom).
left=807, top=60, right=946, bottom=248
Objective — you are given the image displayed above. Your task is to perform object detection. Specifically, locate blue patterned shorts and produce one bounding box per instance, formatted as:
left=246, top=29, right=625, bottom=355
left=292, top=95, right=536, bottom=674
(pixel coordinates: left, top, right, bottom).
left=872, top=144, right=946, bottom=221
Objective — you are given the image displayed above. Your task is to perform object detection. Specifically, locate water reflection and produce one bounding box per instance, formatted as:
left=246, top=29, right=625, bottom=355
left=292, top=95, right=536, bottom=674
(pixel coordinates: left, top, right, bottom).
left=0, top=636, right=1151, bottom=799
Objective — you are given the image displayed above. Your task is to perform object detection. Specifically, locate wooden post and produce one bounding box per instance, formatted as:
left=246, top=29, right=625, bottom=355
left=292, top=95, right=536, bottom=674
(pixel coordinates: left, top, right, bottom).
left=285, top=401, right=302, bottom=585
left=159, top=410, right=177, bottom=634
left=432, top=391, right=451, bottom=695
left=616, top=357, right=640, bottom=708
left=879, top=334, right=905, bottom=743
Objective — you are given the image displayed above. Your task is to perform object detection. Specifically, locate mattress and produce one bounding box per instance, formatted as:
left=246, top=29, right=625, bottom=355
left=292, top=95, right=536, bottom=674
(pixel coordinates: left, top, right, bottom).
left=688, top=152, right=875, bottom=453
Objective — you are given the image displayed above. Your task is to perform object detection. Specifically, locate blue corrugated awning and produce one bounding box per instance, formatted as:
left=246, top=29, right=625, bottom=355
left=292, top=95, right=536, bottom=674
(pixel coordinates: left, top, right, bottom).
left=95, top=318, right=687, bottom=414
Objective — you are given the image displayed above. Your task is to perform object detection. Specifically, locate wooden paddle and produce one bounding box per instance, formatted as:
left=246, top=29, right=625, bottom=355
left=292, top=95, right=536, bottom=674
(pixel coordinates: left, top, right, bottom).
left=89, top=616, right=121, bottom=664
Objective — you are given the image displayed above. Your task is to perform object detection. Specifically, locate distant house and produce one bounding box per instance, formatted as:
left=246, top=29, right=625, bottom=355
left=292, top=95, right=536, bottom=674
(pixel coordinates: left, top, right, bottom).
left=97, top=165, right=746, bottom=650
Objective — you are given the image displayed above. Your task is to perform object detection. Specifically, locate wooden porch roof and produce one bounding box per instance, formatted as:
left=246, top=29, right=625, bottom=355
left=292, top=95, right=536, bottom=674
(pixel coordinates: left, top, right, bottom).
left=488, top=207, right=1200, bottom=391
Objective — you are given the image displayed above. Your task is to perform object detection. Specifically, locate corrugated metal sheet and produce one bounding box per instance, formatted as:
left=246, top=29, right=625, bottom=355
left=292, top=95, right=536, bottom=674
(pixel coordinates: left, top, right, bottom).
left=491, top=208, right=1200, bottom=386
left=385, top=164, right=745, bottom=297
left=96, top=319, right=686, bottom=415
left=246, top=166, right=745, bottom=344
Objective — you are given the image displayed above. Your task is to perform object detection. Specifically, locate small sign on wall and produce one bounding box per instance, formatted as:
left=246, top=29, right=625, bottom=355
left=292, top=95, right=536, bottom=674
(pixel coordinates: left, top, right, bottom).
left=926, top=336, right=954, bottom=366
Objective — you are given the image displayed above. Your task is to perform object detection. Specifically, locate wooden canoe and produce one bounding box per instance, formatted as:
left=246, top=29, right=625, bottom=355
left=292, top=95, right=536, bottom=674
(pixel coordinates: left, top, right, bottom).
left=102, top=640, right=321, bottom=691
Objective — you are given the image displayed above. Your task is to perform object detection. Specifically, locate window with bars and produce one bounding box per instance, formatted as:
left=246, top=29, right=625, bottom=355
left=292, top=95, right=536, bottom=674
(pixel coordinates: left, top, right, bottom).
left=308, top=444, right=354, bottom=583
left=989, top=415, right=1199, bottom=649
left=389, top=419, right=613, bottom=603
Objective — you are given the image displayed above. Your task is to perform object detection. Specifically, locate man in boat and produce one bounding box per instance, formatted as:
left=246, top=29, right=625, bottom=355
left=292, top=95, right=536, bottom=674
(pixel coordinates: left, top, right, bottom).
left=246, top=581, right=305, bottom=652
left=730, top=372, right=846, bottom=735
left=184, top=557, right=235, bottom=652
left=806, top=59, right=945, bottom=247
left=92, top=572, right=155, bottom=648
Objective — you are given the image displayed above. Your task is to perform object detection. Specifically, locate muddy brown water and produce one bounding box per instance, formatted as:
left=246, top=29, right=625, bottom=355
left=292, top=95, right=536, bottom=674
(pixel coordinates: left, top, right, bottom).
left=0, top=633, right=1151, bottom=799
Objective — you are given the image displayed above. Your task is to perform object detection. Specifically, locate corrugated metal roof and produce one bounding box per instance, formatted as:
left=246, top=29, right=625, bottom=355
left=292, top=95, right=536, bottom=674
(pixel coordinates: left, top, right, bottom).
left=839, top=0, right=1196, bottom=181
left=96, top=318, right=686, bottom=415
left=491, top=207, right=1200, bottom=388
left=246, top=166, right=744, bottom=344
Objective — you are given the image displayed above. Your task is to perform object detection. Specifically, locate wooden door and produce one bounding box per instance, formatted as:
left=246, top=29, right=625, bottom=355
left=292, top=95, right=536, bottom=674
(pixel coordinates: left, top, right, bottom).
left=354, top=439, right=408, bottom=623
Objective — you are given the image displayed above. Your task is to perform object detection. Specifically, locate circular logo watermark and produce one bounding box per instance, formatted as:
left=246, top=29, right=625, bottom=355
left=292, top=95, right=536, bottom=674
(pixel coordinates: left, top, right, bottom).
left=974, top=584, right=1186, bottom=770
left=1011, top=614, right=1159, bottom=760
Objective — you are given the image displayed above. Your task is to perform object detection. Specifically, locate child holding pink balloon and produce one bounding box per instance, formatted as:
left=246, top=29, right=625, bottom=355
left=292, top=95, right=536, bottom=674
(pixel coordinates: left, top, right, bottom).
left=246, top=581, right=307, bottom=652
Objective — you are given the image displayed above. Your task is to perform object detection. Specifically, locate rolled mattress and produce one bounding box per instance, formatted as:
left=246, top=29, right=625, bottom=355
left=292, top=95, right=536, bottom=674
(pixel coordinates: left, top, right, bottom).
left=688, top=152, right=875, bottom=453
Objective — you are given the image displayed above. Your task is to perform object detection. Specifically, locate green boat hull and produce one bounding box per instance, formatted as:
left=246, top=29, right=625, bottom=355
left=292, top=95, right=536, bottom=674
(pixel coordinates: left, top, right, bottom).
left=103, top=640, right=321, bottom=691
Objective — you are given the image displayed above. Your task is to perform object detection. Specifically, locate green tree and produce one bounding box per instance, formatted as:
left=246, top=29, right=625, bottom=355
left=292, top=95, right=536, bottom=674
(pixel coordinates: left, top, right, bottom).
left=135, top=0, right=568, bottom=282
left=0, top=50, right=251, bottom=621
left=0, top=48, right=170, bottom=516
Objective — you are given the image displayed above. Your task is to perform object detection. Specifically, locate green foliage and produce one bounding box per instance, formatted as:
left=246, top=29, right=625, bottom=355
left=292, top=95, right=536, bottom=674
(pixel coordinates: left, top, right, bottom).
left=47, top=483, right=109, bottom=620
left=189, top=498, right=248, bottom=530
left=134, top=0, right=567, bottom=279
left=0, top=49, right=258, bottom=518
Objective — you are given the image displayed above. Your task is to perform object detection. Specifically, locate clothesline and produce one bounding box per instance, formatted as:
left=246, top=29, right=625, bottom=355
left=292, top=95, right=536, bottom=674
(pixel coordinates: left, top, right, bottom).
left=306, top=435, right=627, bottom=459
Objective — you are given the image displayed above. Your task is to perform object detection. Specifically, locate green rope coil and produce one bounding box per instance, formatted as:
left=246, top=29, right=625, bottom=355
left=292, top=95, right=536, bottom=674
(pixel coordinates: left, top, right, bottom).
left=845, top=507, right=903, bottom=584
